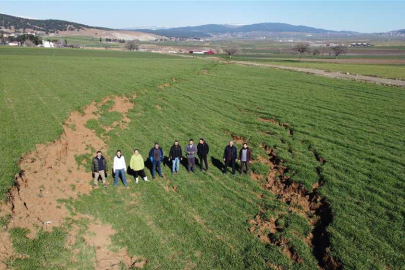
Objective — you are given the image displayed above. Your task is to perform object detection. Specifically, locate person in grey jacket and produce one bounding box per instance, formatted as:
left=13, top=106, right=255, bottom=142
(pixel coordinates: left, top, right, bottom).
left=185, top=139, right=198, bottom=173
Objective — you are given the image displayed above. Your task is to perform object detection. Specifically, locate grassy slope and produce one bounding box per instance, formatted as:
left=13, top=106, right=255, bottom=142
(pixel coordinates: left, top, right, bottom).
left=1, top=47, right=404, bottom=269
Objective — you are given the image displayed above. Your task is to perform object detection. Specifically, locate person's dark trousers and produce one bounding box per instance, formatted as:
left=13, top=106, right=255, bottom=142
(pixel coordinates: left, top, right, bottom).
left=152, top=160, right=162, bottom=178
left=199, top=155, right=208, bottom=171
left=224, top=159, right=236, bottom=175
left=188, top=157, right=196, bottom=172
left=134, top=169, right=146, bottom=178
left=241, top=161, right=249, bottom=174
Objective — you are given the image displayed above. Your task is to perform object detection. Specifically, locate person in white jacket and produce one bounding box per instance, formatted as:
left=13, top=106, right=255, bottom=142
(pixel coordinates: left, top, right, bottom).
left=113, top=150, right=128, bottom=187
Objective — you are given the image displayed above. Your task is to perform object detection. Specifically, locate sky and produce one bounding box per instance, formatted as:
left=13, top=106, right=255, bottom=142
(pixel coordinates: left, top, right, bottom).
left=1, top=1, right=404, bottom=33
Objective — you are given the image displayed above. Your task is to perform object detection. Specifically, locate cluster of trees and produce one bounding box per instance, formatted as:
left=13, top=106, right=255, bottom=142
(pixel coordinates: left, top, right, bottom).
left=104, top=38, right=126, bottom=43
left=292, top=43, right=348, bottom=60
left=125, top=40, right=140, bottom=51
left=0, top=33, right=42, bottom=46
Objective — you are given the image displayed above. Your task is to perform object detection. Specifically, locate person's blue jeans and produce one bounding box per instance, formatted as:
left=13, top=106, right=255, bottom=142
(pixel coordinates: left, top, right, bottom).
left=114, top=169, right=128, bottom=187
left=152, top=160, right=162, bottom=178
left=172, top=158, right=180, bottom=172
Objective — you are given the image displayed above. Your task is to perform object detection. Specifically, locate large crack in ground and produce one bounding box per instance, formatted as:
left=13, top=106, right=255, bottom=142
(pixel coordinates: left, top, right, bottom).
left=0, top=94, right=147, bottom=269
left=248, top=123, right=342, bottom=269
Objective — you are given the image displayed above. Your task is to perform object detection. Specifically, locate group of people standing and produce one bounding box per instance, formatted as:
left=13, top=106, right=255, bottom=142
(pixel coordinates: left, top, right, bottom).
left=91, top=139, right=252, bottom=188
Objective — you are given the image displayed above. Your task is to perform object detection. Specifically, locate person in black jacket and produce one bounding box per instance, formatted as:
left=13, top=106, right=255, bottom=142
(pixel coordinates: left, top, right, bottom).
left=223, top=141, right=237, bottom=176
left=169, top=140, right=182, bottom=173
left=197, top=138, right=209, bottom=171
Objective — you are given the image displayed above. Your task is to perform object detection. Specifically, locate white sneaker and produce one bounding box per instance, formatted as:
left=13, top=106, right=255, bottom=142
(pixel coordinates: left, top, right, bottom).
left=135, top=178, right=139, bottom=184
left=144, top=177, right=149, bottom=182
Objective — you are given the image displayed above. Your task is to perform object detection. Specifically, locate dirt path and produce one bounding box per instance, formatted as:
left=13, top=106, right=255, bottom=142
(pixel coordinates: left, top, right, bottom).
left=227, top=60, right=405, bottom=87
left=0, top=94, right=144, bottom=269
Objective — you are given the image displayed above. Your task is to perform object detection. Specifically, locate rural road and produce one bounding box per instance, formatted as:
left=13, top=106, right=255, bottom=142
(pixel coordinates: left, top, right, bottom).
left=226, top=60, right=405, bottom=87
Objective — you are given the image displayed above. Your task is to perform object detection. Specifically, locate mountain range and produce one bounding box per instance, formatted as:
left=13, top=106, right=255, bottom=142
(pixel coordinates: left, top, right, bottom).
left=1, top=13, right=403, bottom=39
left=128, top=23, right=357, bottom=38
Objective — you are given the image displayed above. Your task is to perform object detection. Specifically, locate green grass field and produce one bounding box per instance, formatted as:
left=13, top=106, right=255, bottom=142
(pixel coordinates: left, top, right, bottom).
left=0, top=47, right=404, bottom=270
left=216, top=55, right=405, bottom=79
left=45, top=35, right=124, bottom=48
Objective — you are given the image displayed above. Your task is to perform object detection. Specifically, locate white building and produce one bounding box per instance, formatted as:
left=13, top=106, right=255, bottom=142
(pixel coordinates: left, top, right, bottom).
left=43, top=41, right=55, bottom=48
left=8, top=42, right=19, bottom=46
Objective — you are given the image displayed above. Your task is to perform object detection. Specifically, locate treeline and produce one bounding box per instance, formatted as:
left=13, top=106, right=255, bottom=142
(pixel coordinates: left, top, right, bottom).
left=104, top=38, right=126, bottom=43
left=0, top=33, right=42, bottom=46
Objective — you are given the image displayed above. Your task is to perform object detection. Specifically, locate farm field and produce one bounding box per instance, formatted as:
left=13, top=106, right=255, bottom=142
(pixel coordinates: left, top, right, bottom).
left=214, top=55, right=405, bottom=79
left=45, top=35, right=124, bottom=48
left=0, top=47, right=404, bottom=270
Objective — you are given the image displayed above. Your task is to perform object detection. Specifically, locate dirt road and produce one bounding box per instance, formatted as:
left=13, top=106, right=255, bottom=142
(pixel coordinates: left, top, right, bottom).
left=227, top=60, right=405, bottom=87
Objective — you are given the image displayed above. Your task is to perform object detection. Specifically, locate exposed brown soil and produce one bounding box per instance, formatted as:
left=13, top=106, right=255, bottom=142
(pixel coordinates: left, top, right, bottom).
left=156, top=105, right=163, bottom=111
left=158, top=82, right=171, bottom=89
left=164, top=184, right=178, bottom=192
left=0, top=94, right=143, bottom=269
left=258, top=117, right=293, bottom=136
left=248, top=143, right=342, bottom=270
left=83, top=218, right=147, bottom=269
left=58, top=28, right=160, bottom=41
left=231, top=134, right=247, bottom=144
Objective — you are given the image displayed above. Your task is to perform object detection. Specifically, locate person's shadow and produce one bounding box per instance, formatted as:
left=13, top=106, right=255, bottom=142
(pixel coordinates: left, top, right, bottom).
left=211, top=157, right=224, bottom=173
left=163, top=156, right=171, bottom=167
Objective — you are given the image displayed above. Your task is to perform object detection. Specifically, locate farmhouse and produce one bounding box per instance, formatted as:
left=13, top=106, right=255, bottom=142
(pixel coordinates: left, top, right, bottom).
left=43, top=41, right=55, bottom=48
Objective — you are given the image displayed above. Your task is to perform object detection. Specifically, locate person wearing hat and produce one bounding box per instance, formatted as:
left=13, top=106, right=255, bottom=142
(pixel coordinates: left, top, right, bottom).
left=185, top=139, right=198, bottom=173
left=149, top=142, right=164, bottom=179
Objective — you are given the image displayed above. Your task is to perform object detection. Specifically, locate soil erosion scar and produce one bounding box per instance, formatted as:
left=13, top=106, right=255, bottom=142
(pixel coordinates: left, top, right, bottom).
left=0, top=94, right=141, bottom=269
left=249, top=142, right=342, bottom=269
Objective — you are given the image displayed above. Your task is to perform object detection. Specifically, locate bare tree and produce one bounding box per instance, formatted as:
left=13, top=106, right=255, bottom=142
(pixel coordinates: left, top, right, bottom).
left=292, top=43, right=310, bottom=62
left=125, top=40, right=140, bottom=51
left=312, top=48, right=321, bottom=56
left=330, top=45, right=348, bottom=59
left=24, top=39, right=35, bottom=47
left=215, top=45, right=223, bottom=54
left=224, top=46, right=239, bottom=58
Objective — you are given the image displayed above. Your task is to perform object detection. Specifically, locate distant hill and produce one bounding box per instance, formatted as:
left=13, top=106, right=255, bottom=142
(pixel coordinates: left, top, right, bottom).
left=0, top=13, right=160, bottom=41
left=0, top=13, right=110, bottom=33
left=129, top=22, right=356, bottom=38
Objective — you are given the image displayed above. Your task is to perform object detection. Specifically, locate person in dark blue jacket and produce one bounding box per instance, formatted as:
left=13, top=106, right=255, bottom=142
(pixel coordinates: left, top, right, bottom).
left=223, top=141, right=237, bottom=176
left=149, top=143, right=164, bottom=179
